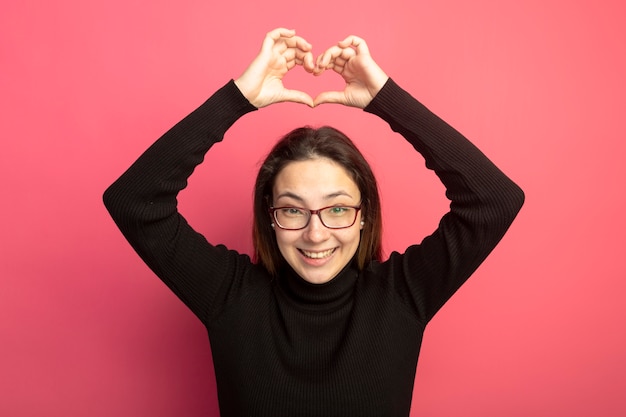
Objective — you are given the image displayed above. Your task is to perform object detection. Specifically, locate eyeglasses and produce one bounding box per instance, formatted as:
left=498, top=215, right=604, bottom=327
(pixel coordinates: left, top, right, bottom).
left=269, top=205, right=362, bottom=230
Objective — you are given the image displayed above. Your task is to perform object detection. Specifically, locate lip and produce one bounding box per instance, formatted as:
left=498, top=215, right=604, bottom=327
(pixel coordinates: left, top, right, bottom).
left=298, top=248, right=337, bottom=265
left=300, top=248, right=336, bottom=258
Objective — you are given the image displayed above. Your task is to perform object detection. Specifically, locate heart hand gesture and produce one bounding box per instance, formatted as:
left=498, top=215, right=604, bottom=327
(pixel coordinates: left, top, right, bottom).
left=234, top=29, right=389, bottom=109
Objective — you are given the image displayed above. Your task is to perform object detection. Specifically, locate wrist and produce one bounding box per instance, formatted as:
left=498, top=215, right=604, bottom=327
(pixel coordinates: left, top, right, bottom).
left=233, top=78, right=260, bottom=108
left=368, top=70, right=389, bottom=99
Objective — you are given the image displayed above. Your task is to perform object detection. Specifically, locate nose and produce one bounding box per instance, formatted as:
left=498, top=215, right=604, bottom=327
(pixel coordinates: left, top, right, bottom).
left=303, top=212, right=330, bottom=242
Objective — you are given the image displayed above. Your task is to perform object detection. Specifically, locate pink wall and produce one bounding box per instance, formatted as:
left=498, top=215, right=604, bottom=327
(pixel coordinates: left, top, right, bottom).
left=2, top=0, right=625, bottom=416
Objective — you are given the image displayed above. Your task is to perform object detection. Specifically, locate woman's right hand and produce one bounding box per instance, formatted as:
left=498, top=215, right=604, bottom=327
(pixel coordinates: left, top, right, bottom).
left=234, top=28, right=315, bottom=108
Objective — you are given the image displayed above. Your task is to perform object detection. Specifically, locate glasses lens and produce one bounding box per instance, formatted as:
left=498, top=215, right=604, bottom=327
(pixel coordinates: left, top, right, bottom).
left=320, top=207, right=358, bottom=228
left=274, top=207, right=310, bottom=230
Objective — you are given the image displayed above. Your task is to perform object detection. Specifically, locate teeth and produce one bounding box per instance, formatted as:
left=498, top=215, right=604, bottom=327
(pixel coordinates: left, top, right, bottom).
left=302, top=249, right=335, bottom=259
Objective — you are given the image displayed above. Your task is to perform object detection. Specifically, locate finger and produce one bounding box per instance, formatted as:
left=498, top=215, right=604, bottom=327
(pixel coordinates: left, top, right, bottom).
left=262, top=28, right=296, bottom=52
left=282, top=47, right=298, bottom=63
left=333, top=56, right=348, bottom=68
left=273, top=38, right=313, bottom=67
left=337, top=35, right=370, bottom=56
left=317, top=57, right=348, bottom=76
left=286, top=59, right=297, bottom=70
left=315, top=45, right=343, bottom=71
left=304, top=52, right=315, bottom=72
left=312, top=64, right=327, bottom=76
left=295, top=52, right=316, bottom=73
left=323, top=62, right=344, bottom=76
left=314, top=91, right=346, bottom=106
left=278, top=35, right=312, bottom=53
left=292, top=35, right=313, bottom=52
left=332, top=45, right=357, bottom=65
left=267, top=27, right=296, bottom=42
left=285, top=51, right=314, bottom=73
left=316, top=41, right=357, bottom=71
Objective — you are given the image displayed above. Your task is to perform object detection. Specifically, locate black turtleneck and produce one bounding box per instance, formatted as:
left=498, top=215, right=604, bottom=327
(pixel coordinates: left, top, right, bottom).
left=277, top=260, right=358, bottom=310
left=103, top=79, right=524, bottom=416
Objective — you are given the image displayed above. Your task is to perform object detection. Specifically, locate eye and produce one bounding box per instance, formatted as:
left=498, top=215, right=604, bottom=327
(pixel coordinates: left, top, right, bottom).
left=327, top=206, right=350, bottom=216
left=281, top=207, right=306, bottom=217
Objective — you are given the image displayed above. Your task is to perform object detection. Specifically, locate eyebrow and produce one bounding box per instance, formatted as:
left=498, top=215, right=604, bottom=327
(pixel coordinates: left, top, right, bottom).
left=274, top=190, right=355, bottom=204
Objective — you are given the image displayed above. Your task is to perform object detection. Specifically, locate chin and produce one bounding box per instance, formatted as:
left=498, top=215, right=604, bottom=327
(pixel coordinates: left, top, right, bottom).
left=296, top=263, right=343, bottom=284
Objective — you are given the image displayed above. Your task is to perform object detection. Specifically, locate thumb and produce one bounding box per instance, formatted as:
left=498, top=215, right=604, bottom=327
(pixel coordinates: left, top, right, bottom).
left=313, top=91, right=346, bottom=107
left=281, top=89, right=314, bottom=107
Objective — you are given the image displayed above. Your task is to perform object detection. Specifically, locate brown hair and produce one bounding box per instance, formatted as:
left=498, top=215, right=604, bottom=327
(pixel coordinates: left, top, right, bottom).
left=253, top=126, right=383, bottom=276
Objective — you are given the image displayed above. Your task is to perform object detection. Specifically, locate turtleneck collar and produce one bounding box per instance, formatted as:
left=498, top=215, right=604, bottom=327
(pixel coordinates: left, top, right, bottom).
left=276, top=259, right=359, bottom=312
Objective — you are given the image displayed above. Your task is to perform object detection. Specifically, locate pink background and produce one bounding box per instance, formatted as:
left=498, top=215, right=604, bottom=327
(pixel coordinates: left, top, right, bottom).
left=2, top=0, right=625, bottom=416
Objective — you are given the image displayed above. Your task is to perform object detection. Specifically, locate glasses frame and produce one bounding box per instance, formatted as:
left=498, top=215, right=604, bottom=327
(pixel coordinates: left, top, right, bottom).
left=269, top=205, right=362, bottom=230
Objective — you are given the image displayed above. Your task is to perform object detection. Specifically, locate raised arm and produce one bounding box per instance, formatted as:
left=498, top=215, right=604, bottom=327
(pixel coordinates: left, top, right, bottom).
left=103, top=28, right=316, bottom=322
left=313, top=35, right=525, bottom=322
left=366, top=78, right=525, bottom=322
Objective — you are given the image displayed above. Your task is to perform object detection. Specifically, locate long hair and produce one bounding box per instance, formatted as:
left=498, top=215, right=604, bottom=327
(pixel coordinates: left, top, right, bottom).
left=253, top=126, right=383, bottom=276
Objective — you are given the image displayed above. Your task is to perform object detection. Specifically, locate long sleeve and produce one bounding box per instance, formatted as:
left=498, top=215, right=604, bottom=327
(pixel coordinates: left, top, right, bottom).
left=365, top=79, right=525, bottom=324
left=103, top=81, right=259, bottom=323
left=103, top=77, right=525, bottom=417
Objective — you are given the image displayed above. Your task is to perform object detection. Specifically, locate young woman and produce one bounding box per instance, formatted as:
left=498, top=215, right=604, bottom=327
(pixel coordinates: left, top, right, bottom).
left=104, top=28, right=524, bottom=417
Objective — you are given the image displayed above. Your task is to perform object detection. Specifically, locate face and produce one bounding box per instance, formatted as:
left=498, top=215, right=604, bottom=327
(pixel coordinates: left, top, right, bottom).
left=272, top=157, right=363, bottom=284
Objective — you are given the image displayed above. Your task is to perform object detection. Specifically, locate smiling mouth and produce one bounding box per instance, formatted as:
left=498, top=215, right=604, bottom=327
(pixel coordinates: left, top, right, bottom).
left=300, top=248, right=336, bottom=259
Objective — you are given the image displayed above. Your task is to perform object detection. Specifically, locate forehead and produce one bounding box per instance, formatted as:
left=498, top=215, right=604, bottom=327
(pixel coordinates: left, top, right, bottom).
left=272, top=157, right=360, bottom=202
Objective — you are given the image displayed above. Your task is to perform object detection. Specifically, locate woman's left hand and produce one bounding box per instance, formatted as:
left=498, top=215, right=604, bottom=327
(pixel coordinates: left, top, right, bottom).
left=313, top=36, right=389, bottom=109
